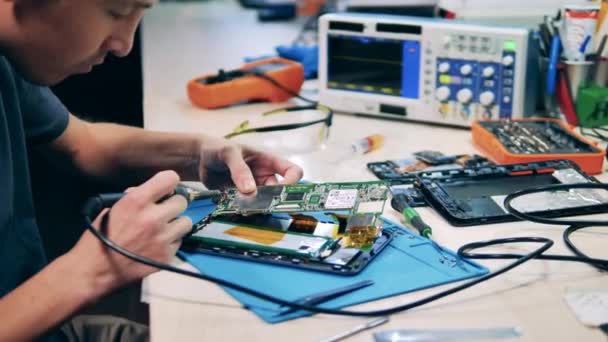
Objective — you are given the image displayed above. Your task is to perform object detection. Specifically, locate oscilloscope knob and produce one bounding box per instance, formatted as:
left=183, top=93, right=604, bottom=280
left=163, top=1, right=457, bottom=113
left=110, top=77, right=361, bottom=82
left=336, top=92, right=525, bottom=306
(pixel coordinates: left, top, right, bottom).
left=459, top=64, right=473, bottom=76
left=435, top=86, right=451, bottom=102
left=502, top=55, right=514, bottom=67
left=438, top=62, right=451, bottom=74
left=482, top=66, right=495, bottom=78
left=456, top=88, right=473, bottom=104
left=479, top=91, right=496, bottom=106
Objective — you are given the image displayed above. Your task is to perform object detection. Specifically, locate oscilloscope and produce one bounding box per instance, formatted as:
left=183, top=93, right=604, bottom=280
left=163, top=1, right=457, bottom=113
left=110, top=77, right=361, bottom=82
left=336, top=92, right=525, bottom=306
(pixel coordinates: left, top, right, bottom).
left=318, top=13, right=539, bottom=127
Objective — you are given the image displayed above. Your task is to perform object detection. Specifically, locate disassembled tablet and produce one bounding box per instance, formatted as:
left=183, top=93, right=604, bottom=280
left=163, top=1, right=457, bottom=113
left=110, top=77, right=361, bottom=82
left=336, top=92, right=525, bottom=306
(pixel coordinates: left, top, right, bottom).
left=182, top=181, right=392, bottom=275
left=367, top=153, right=493, bottom=185
left=415, top=160, right=608, bottom=226
left=182, top=212, right=394, bottom=275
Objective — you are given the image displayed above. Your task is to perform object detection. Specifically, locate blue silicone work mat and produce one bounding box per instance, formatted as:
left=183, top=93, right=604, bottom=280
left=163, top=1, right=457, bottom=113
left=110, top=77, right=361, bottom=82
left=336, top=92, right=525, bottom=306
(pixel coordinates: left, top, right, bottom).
left=179, top=199, right=488, bottom=323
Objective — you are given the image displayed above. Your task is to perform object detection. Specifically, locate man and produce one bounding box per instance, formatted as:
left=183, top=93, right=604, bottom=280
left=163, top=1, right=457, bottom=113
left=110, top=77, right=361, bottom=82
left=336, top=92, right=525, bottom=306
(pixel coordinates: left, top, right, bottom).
left=0, top=0, right=303, bottom=341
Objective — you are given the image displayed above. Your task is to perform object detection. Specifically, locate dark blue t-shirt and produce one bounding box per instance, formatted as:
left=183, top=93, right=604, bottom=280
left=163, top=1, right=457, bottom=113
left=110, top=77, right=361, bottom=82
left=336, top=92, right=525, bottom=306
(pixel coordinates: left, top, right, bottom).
left=0, top=55, right=69, bottom=298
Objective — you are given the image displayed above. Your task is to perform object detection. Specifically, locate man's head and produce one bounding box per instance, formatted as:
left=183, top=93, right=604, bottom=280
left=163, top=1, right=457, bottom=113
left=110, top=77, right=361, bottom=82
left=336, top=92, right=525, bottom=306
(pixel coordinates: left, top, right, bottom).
left=0, top=0, right=154, bottom=85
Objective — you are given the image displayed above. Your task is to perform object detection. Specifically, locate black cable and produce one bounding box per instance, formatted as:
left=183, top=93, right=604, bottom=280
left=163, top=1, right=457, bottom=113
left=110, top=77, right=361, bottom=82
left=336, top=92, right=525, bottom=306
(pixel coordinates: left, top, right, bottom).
left=83, top=213, right=552, bottom=317
left=210, top=69, right=330, bottom=140
left=223, top=104, right=332, bottom=139
left=82, top=182, right=608, bottom=316
left=563, top=225, right=608, bottom=271
left=503, top=183, right=608, bottom=272
left=245, top=70, right=318, bottom=104
left=504, top=183, right=608, bottom=226
left=458, top=236, right=608, bottom=269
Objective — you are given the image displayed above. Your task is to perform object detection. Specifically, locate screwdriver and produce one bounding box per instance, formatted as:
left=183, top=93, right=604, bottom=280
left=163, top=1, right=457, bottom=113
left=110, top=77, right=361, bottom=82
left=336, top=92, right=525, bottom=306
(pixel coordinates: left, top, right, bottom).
left=391, top=192, right=466, bottom=269
left=391, top=193, right=432, bottom=238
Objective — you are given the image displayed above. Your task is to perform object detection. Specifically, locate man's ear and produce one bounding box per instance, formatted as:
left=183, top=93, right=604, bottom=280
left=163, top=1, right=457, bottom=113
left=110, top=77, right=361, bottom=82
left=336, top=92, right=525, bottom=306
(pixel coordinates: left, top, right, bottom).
left=0, top=0, right=21, bottom=41
left=0, top=0, right=16, bottom=28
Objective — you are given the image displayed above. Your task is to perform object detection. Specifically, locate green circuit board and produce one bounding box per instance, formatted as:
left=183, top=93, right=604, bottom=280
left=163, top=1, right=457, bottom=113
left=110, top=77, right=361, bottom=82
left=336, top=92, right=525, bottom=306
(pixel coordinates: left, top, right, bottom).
left=211, top=181, right=389, bottom=216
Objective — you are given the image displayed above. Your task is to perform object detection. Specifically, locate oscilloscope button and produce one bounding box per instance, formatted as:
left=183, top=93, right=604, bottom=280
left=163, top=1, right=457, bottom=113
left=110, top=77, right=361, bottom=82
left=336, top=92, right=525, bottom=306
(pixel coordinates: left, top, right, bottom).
left=438, top=62, right=450, bottom=73
left=459, top=64, right=473, bottom=76
left=482, top=66, right=495, bottom=78
left=479, top=91, right=496, bottom=106
left=442, top=36, right=451, bottom=48
left=435, top=86, right=451, bottom=102
left=456, top=88, right=473, bottom=103
left=502, top=55, right=514, bottom=67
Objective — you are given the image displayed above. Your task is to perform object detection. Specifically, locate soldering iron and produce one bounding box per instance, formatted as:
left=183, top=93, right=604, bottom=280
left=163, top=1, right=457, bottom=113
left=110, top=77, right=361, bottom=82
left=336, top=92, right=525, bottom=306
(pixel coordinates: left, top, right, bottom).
left=81, top=184, right=222, bottom=219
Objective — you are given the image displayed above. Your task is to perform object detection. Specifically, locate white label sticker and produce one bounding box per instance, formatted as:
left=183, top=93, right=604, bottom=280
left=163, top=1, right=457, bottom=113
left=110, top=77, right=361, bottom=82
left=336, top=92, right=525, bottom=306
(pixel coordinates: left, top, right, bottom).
left=325, top=189, right=358, bottom=209
left=564, top=288, right=608, bottom=327
left=553, top=169, right=590, bottom=184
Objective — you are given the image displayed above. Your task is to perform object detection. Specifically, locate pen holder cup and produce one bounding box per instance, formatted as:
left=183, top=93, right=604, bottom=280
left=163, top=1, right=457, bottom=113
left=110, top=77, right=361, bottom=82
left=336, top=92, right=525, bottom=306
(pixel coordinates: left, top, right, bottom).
left=538, top=58, right=595, bottom=115
left=539, top=57, right=604, bottom=124
left=562, top=60, right=594, bottom=102
left=596, top=58, right=608, bottom=87
left=575, top=85, right=608, bottom=128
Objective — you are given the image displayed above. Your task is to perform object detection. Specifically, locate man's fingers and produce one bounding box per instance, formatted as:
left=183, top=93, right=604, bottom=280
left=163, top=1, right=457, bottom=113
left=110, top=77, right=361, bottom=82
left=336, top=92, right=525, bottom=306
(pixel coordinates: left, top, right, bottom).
left=155, top=194, right=189, bottom=222
left=168, top=240, right=182, bottom=258
left=222, top=146, right=256, bottom=193
left=132, top=170, right=181, bottom=204
left=263, top=175, right=279, bottom=185
left=165, top=216, right=193, bottom=243
left=272, top=157, right=303, bottom=184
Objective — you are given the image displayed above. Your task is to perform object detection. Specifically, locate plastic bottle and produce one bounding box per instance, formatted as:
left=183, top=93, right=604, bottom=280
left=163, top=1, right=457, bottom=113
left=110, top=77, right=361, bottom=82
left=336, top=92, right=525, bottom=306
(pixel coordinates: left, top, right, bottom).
left=325, top=134, right=384, bottom=163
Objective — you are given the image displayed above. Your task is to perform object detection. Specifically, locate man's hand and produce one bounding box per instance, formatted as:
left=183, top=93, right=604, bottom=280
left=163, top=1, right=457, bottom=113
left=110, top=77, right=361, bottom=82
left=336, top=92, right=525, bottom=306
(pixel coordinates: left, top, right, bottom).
left=69, top=170, right=192, bottom=294
left=197, top=137, right=303, bottom=193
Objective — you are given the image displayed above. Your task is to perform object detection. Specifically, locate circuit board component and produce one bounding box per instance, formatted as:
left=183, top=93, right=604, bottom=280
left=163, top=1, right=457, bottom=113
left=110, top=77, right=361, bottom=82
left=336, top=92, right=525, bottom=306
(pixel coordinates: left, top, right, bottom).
left=211, top=181, right=389, bottom=216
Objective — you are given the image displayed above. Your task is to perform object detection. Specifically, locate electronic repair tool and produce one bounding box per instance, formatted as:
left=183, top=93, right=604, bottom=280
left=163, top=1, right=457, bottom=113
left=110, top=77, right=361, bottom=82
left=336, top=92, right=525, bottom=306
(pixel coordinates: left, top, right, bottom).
left=391, top=190, right=457, bottom=264
left=81, top=184, right=222, bottom=218
left=318, top=13, right=539, bottom=126
left=187, top=57, right=305, bottom=109
left=471, top=118, right=606, bottom=174
left=391, top=193, right=432, bottom=238
left=276, top=280, right=375, bottom=317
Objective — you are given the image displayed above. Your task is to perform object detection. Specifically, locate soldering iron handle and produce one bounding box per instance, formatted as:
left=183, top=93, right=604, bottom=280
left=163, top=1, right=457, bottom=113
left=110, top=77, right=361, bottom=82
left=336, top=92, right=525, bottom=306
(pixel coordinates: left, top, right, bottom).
left=81, top=185, right=192, bottom=218
left=81, top=193, right=124, bottom=218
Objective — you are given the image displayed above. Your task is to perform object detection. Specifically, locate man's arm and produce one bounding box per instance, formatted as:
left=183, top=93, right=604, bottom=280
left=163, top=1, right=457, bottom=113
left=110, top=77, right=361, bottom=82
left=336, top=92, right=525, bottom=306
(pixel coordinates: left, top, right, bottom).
left=0, top=250, right=110, bottom=341
left=0, top=171, right=191, bottom=342
left=45, top=114, right=202, bottom=186
left=45, top=114, right=302, bottom=191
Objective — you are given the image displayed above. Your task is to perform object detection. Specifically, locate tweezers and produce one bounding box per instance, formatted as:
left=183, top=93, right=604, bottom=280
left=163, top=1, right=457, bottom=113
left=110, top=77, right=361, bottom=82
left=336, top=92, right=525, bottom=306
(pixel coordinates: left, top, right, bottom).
left=275, top=279, right=374, bottom=316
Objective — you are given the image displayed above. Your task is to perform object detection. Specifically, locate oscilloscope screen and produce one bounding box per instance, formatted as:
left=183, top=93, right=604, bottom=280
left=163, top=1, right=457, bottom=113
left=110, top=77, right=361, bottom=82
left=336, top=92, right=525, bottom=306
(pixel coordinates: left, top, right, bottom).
left=327, top=35, right=420, bottom=99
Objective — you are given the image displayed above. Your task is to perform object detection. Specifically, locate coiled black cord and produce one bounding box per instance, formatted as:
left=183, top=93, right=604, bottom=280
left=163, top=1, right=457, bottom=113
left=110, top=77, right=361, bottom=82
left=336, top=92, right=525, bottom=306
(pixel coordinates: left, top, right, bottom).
left=83, top=213, right=552, bottom=316
left=82, top=182, right=608, bottom=316
left=503, top=183, right=608, bottom=272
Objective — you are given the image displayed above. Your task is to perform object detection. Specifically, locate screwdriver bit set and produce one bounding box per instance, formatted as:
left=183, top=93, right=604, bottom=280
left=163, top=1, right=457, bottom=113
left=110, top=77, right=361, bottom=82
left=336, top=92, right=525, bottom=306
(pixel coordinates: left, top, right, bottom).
left=471, top=118, right=606, bottom=174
